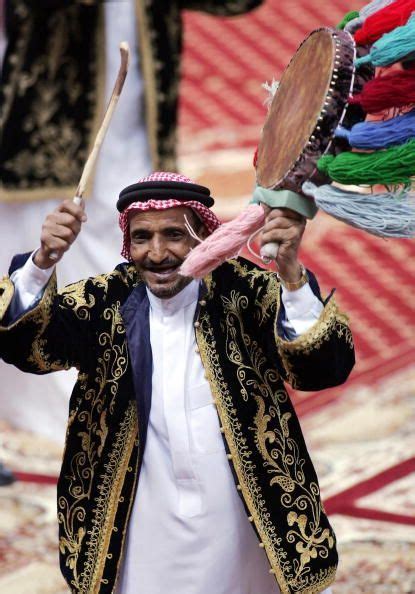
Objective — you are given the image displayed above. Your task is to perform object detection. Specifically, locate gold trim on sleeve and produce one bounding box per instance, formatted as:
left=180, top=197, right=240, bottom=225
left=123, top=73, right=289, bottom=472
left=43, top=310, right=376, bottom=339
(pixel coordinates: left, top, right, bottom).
left=0, top=277, right=15, bottom=321
left=275, top=297, right=353, bottom=356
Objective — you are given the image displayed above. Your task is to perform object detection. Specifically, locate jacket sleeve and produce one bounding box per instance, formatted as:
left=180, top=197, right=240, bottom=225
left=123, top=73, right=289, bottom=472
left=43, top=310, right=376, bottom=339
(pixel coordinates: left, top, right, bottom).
left=260, top=273, right=355, bottom=391
left=178, top=0, right=263, bottom=15
left=0, top=270, right=96, bottom=374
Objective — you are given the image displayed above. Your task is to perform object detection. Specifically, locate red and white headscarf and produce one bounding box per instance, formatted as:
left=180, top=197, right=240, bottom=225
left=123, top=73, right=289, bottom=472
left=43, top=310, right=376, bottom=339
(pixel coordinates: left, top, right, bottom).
left=118, top=172, right=221, bottom=260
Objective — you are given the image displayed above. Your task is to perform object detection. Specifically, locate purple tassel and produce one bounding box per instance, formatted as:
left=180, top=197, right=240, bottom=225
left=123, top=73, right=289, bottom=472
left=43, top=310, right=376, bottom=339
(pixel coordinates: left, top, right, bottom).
left=335, top=109, right=415, bottom=149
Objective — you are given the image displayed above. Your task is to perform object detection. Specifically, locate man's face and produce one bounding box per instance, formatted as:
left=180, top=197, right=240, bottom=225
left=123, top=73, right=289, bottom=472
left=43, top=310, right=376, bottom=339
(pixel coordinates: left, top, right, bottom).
left=129, top=207, right=208, bottom=299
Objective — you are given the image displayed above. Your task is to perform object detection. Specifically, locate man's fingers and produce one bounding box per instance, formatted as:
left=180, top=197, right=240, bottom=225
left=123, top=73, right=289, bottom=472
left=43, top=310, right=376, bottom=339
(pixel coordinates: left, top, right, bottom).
left=40, top=235, right=72, bottom=254
left=262, top=216, right=306, bottom=232
left=56, top=198, right=87, bottom=223
left=35, top=199, right=86, bottom=268
left=40, top=208, right=85, bottom=257
left=41, top=223, right=77, bottom=248
left=47, top=212, right=83, bottom=233
left=261, top=225, right=305, bottom=246
left=265, top=208, right=305, bottom=223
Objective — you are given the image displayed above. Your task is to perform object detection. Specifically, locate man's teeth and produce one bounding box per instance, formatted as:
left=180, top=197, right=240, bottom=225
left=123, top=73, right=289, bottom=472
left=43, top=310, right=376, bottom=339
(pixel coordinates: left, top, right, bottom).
left=151, top=267, right=176, bottom=275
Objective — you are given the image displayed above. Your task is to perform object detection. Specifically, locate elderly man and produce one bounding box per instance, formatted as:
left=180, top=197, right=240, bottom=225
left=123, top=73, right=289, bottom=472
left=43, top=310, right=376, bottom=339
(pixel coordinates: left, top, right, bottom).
left=0, top=172, right=354, bottom=594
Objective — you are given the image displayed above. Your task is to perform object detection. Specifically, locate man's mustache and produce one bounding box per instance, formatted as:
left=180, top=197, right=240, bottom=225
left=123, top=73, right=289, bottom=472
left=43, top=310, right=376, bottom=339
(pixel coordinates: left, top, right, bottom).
left=142, top=258, right=181, bottom=271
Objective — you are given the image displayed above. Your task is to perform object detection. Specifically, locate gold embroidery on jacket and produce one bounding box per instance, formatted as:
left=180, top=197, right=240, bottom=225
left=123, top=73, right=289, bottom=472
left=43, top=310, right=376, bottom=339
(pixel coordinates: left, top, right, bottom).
left=221, top=290, right=280, bottom=402
left=230, top=260, right=280, bottom=325
left=253, top=394, right=335, bottom=585
left=1, top=4, right=105, bottom=202
left=0, top=277, right=15, bottom=321
left=80, top=402, right=137, bottom=594
left=53, top=277, right=132, bottom=593
left=3, top=10, right=83, bottom=186
left=0, top=2, right=32, bottom=130
left=26, top=274, right=71, bottom=371
left=275, top=298, right=353, bottom=389
left=276, top=298, right=353, bottom=355
left=197, top=274, right=339, bottom=593
left=197, top=312, right=290, bottom=593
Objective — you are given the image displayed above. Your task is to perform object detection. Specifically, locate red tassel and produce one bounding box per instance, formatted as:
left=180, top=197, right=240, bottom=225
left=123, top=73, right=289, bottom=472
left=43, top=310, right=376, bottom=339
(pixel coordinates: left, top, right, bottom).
left=355, top=0, right=415, bottom=45
left=349, top=70, right=415, bottom=113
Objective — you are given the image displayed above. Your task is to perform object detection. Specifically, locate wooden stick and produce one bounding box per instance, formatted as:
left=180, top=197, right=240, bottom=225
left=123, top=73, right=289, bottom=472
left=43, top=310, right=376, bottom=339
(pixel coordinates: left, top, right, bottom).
left=49, top=41, right=130, bottom=260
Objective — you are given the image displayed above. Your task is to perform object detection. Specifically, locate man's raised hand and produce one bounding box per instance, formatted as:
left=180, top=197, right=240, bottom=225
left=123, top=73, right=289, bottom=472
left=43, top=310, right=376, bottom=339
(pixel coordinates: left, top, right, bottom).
left=259, top=207, right=306, bottom=283
left=33, top=199, right=87, bottom=269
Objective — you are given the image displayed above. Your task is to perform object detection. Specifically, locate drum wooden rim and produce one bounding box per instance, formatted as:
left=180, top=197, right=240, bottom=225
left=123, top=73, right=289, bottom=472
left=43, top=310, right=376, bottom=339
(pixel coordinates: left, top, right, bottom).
left=256, top=28, right=356, bottom=192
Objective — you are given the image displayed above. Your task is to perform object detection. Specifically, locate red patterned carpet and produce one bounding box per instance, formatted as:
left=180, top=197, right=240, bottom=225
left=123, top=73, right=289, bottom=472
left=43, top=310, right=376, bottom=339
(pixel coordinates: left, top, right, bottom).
left=1, top=0, right=414, bottom=592
left=179, top=0, right=367, bottom=154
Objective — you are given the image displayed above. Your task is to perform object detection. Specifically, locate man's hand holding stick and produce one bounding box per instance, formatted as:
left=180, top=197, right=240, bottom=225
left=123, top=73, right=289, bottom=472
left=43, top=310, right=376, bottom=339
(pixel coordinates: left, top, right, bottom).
left=34, top=42, right=130, bottom=269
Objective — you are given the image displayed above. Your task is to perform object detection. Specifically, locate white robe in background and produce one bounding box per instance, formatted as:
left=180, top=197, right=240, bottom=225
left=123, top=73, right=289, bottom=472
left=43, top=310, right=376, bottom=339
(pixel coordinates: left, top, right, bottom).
left=0, top=0, right=151, bottom=442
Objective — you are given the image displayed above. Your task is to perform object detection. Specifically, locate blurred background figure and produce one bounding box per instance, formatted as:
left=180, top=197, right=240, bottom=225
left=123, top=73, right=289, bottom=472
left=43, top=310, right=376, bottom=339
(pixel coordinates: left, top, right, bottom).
left=0, top=0, right=263, bottom=442
left=0, top=460, right=14, bottom=486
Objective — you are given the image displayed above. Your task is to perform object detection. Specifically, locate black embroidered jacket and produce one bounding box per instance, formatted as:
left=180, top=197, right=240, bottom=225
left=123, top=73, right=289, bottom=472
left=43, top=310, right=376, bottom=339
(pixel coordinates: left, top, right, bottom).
left=0, top=258, right=355, bottom=594
left=0, top=0, right=262, bottom=202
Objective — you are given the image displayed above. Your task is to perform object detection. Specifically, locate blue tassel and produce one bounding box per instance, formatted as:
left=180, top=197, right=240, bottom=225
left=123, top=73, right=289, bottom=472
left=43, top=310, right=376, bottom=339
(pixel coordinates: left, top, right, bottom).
left=356, top=12, right=415, bottom=67
left=302, top=181, right=415, bottom=238
left=335, top=110, right=415, bottom=149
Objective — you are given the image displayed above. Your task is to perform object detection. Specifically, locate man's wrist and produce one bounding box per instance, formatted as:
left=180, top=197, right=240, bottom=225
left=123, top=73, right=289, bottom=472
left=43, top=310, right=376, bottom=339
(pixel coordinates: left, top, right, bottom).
left=277, top=264, right=308, bottom=292
left=33, top=248, right=55, bottom=270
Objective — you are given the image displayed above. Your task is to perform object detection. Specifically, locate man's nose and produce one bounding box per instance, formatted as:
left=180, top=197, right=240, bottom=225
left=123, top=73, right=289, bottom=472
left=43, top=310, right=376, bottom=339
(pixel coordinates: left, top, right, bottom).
left=148, top=238, right=167, bottom=263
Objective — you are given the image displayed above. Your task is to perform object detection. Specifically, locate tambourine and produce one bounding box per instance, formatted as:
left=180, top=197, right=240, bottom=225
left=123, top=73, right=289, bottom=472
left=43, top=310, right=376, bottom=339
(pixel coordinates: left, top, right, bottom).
left=257, top=28, right=357, bottom=192
left=180, top=8, right=415, bottom=280
left=254, top=27, right=372, bottom=260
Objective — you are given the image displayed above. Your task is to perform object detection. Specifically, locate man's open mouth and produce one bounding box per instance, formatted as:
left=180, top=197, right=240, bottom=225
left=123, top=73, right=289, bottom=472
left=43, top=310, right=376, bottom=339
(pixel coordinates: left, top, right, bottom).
left=145, top=266, right=179, bottom=280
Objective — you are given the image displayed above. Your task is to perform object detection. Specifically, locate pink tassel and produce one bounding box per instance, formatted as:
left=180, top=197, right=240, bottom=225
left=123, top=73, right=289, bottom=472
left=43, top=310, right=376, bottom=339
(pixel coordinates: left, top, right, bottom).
left=180, top=204, right=265, bottom=279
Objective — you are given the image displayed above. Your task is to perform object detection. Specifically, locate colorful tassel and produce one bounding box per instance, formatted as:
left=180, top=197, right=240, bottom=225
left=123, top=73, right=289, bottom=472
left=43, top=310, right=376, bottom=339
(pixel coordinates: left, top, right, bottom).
left=335, top=110, right=415, bottom=149
left=179, top=204, right=265, bottom=279
left=302, top=181, right=415, bottom=238
left=349, top=70, right=415, bottom=113
left=337, top=10, right=360, bottom=30
left=345, top=0, right=401, bottom=32
left=317, top=139, right=415, bottom=186
left=355, top=13, right=415, bottom=67
left=360, top=0, right=398, bottom=19
left=344, top=17, right=364, bottom=34
left=355, top=0, right=415, bottom=45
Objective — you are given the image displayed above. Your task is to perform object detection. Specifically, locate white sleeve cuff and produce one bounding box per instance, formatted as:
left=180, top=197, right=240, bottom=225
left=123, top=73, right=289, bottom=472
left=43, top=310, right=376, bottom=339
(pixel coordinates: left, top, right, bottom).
left=10, top=250, right=55, bottom=315
left=281, top=282, right=324, bottom=336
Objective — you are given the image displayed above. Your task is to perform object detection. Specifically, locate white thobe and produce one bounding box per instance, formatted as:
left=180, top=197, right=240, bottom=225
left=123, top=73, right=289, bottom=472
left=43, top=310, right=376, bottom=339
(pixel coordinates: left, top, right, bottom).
left=118, top=280, right=279, bottom=594
left=9, top=258, right=333, bottom=594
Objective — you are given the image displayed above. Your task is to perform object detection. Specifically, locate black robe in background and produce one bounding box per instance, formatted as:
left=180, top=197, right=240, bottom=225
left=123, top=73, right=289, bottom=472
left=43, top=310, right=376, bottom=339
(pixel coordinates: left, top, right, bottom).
left=0, top=0, right=262, bottom=201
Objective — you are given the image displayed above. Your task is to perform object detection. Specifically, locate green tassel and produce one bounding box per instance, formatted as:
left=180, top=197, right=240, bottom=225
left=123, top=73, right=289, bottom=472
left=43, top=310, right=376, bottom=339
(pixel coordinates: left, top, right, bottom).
left=337, top=10, right=360, bottom=30
left=317, top=140, right=415, bottom=186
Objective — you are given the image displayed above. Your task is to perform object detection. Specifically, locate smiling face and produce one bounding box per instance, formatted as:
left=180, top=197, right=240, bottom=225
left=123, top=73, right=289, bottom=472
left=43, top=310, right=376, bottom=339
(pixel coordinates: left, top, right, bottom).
left=129, top=206, right=208, bottom=298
